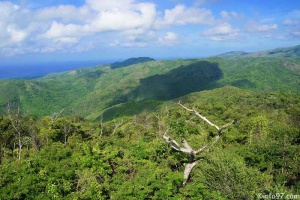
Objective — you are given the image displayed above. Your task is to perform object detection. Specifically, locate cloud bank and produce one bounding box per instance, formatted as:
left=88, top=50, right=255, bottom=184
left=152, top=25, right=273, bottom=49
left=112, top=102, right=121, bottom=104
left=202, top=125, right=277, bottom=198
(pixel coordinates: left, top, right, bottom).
left=0, top=0, right=297, bottom=57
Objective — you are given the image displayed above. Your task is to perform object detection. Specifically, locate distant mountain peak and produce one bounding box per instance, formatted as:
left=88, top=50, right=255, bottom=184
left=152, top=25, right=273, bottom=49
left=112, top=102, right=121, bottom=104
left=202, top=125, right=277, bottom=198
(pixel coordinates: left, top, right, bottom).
left=216, top=45, right=300, bottom=59
left=217, top=51, right=249, bottom=59
left=247, top=45, right=300, bottom=58
left=110, top=57, right=155, bottom=69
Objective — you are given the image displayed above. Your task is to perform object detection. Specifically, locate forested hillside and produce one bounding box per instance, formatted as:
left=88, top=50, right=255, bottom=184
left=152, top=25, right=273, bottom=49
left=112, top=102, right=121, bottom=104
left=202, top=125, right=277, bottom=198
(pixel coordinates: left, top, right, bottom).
left=0, top=46, right=300, bottom=199
left=0, top=86, right=299, bottom=199
left=0, top=46, right=299, bottom=120
left=110, top=57, right=155, bottom=69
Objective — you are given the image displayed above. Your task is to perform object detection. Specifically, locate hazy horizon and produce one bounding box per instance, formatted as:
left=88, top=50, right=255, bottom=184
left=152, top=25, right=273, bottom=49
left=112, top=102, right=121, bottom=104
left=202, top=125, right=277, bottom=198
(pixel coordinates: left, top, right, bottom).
left=1, top=43, right=299, bottom=79
left=0, top=59, right=119, bottom=79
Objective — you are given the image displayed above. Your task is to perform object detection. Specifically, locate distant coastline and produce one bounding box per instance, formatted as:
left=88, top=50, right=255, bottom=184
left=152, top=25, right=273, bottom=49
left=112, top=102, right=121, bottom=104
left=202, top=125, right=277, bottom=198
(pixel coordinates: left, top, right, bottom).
left=0, top=60, right=116, bottom=79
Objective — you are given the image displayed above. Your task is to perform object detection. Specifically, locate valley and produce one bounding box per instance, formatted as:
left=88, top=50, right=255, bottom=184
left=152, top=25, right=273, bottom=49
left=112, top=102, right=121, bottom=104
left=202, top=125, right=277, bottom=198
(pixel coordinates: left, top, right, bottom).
left=0, top=46, right=299, bottom=120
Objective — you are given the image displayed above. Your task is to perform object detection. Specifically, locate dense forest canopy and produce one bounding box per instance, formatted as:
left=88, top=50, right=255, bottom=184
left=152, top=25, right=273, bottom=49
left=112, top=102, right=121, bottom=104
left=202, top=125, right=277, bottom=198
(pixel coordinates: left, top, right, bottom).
left=0, top=46, right=300, bottom=199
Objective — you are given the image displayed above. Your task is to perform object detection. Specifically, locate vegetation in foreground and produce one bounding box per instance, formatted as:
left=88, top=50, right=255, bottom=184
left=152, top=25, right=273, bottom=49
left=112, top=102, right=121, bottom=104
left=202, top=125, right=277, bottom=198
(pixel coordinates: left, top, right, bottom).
left=0, top=87, right=299, bottom=199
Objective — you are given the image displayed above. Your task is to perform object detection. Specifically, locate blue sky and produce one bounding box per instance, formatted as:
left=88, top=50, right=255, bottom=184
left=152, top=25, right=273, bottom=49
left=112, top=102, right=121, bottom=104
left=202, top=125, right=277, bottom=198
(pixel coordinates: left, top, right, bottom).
left=1, top=0, right=300, bottom=66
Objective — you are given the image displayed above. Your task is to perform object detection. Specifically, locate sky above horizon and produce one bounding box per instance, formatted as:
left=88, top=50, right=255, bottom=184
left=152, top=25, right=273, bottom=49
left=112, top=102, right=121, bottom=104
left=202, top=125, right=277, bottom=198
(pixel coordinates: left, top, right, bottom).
left=1, top=0, right=300, bottom=66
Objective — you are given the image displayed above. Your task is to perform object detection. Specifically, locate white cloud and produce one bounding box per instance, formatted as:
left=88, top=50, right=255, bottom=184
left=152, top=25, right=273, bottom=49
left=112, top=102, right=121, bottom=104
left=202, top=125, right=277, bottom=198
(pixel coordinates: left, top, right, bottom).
left=110, top=38, right=147, bottom=48
left=159, top=32, right=179, bottom=45
left=220, top=11, right=240, bottom=21
left=0, top=2, right=22, bottom=46
left=290, top=30, right=300, bottom=37
left=110, top=31, right=157, bottom=48
left=0, top=1, right=220, bottom=56
left=155, top=4, right=215, bottom=28
left=287, top=27, right=300, bottom=38
left=42, top=22, right=86, bottom=39
left=90, top=3, right=156, bottom=32
left=202, top=23, right=239, bottom=41
left=37, top=1, right=157, bottom=51
left=0, top=0, right=226, bottom=56
left=245, top=21, right=278, bottom=32
left=54, top=37, right=78, bottom=45
left=0, top=0, right=160, bottom=55
left=0, top=1, right=20, bottom=18
left=284, top=19, right=300, bottom=26
left=165, top=32, right=178, bottom=40
left=283, top=10, right=300, bottom=38
left=286, top=9, right=300, bottom=19
left=7, top=26, right=27, bottom=43
left=0, top=0, right=242, bottom=56
left=35, top=5, right=92, bottom=23
left=86, top=0, right=135, bottom=12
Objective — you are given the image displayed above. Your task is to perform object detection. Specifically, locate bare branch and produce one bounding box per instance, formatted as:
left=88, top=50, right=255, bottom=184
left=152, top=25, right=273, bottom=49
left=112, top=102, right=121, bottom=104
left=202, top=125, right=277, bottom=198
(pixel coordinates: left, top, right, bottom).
left=163, top=133, right=192, bottom=153
left=195, top=145, right=207, bottom=154
left=100, top=114, right=103, bottom=137
left=181, top=139, right=193, bottom=152
left=163, top=134, right=181, bottom=151
left=220, top=120, right=236, bottom=131
left=21, top=137, right=31, bottom=146
left=177, top=102, right=220, bottom=131
left=112, top=119, right=124, bottom=135
left=51, top=109, right=64, bottom=124
left=6, top=102, right=22, bottom=136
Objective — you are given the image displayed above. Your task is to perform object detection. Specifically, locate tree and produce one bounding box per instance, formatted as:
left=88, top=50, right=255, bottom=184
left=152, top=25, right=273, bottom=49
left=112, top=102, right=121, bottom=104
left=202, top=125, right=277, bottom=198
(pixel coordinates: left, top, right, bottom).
left=6, top=102, right=30, bottom=160
left=163, top=102, right=235, bottom=186
left=0, top=116, right=14, bottom=163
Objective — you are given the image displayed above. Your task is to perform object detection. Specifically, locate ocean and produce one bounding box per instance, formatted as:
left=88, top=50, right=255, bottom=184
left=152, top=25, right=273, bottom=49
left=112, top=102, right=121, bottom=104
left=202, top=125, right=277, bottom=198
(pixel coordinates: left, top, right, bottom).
left=0, top=60, right=115, bottom=79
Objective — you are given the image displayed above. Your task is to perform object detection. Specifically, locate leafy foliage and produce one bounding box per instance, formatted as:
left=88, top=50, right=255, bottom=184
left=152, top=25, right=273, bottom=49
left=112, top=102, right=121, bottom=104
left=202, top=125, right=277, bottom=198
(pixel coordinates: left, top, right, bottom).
left=0, top=86, right=299, bottom=199
left=0, top=46, right=299, bottom=198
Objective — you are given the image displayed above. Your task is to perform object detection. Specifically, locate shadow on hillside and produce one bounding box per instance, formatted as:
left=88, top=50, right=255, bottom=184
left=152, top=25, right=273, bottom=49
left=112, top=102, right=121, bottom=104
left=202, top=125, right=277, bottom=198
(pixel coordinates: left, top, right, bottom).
left=101, top=60, right=223, bottom=120
left=134, top=60, right=222, bottom=100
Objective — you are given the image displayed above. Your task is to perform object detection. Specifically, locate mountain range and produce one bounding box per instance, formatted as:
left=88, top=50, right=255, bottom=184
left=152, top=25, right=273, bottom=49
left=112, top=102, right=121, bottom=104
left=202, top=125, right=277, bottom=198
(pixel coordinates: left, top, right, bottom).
left=1, top=45, right=300, bottom=199
left=0, top=45, right=299, bottom=120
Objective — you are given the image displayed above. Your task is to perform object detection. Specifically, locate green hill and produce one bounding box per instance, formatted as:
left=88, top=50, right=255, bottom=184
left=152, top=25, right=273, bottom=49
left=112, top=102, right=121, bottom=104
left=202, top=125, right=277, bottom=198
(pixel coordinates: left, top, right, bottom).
left=0, top=46, right=299, bottom=120
left=217, top=45, right=300, bottom=59
left=247, top=45, right=300, bottom=58
left=110, top=57, right=155, bottom=69
left=217, top=51, right=249, bottom=59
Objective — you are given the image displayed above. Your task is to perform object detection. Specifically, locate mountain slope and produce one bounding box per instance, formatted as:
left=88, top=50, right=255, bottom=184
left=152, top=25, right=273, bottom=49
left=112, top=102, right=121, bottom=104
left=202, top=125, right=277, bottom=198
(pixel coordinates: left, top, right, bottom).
left=110, top=57, right=155, bottom=69
left=217, top=45, right=300, bottom=59
left=0, top=45, right=299, bottom=120
left=247, top=45, right=300, bottom=58
left=217, top=51, right=249, bottom=59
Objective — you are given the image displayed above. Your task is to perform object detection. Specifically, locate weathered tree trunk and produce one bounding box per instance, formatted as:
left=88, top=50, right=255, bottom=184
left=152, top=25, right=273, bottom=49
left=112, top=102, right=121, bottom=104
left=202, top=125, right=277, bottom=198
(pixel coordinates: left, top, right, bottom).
left=163, top=102, right=235, bottom=186
left=6, top=103, right=27, bottom=160
left=112, top=119, right=124, bottom=135
left=18, top=132, right=22, bottom=160
left=63, top=123, right=72, bottom=145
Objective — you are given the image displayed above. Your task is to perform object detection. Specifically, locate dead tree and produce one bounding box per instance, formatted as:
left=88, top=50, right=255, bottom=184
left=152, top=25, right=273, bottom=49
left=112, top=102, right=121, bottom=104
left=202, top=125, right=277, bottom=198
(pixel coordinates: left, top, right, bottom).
left=6, top=102, right=30, bottom=160
left=51, top=109, right=64, bottom=124
left=63, top=122, right=73, bottom=145
left=163, top=102, right=235, bottom=186
left=112, top=119, right=124, bottom=135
